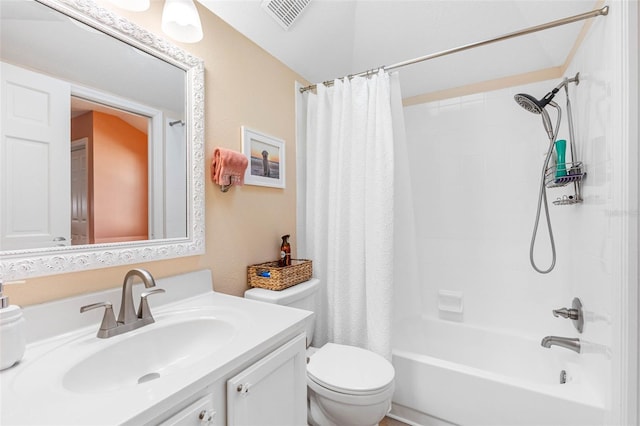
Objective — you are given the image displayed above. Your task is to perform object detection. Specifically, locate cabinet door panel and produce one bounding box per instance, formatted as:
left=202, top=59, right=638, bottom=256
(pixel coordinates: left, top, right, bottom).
left=159, top=395, right=217, bottom=426
left=227, top=334, right=307, bottom=426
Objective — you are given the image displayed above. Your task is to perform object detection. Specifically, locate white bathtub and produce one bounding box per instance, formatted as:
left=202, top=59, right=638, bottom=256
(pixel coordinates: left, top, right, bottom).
left=389, top=316, right=605, bottom=426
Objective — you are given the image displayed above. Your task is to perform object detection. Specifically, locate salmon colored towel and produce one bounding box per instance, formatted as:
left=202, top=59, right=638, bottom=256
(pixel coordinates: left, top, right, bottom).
left=211, top=147, right=248, bottom=186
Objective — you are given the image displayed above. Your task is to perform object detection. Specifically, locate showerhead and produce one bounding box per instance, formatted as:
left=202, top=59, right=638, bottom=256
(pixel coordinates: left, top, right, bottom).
left=514, top=75, right=577, bottom=115
left=514, top=93, right=545, bottom=114
left=514, top=87, right=560, bottom=114
left=514, top=92, right=560, bottom=140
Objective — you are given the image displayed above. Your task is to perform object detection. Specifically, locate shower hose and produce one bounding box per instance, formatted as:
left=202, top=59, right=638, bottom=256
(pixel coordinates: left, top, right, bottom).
left=530, top=107, right=562, bottom=274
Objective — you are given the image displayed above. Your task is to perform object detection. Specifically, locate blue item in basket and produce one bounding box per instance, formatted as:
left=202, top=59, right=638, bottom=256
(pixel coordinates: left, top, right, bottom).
left=258, top=271, right=271, bottom=278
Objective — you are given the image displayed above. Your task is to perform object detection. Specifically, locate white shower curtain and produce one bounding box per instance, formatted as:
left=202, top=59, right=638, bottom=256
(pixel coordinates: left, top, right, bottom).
left=300, top=71, right=398, bottom=359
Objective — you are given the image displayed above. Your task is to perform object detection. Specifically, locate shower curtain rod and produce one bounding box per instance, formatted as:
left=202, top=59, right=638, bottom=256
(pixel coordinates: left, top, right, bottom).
left=299, top=5, right=609, bottom=94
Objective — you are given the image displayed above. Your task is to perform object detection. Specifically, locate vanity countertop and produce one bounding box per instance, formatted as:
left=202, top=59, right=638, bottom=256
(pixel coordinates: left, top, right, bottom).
left=0, top=270, right=311, bottom=425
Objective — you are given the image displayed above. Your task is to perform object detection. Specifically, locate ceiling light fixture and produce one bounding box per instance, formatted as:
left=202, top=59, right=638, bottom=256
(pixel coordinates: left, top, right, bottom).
left=105, top=0, right=203, bottom=44
left=161, top=0, right=203, bottom=43
left=106, top=0, right=150, bottom=12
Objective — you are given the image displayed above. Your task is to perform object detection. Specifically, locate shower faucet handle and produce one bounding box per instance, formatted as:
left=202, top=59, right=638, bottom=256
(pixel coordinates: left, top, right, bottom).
left=552, top=307, right=579, bottom=319
left=551, top=297, right=584, bottom=333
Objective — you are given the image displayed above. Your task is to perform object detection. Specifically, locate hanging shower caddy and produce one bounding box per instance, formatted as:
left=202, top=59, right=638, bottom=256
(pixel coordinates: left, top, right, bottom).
left=543, top=72, right=586, bottom=206
left=544, top=161, right=586, bottom=205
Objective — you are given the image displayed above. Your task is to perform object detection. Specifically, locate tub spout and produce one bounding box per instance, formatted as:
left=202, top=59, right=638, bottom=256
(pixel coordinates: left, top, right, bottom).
left=541, top=336, right=581, bottom=353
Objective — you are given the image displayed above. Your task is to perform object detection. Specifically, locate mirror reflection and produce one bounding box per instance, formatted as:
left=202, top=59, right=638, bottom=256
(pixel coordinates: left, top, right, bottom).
left=1, top=0, right=188, bottom=251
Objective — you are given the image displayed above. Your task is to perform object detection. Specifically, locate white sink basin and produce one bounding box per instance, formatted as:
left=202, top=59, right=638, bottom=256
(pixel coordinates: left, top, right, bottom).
left=63, top=316, right=235, bottom=393
left=12, top=307, right=242, bottom=396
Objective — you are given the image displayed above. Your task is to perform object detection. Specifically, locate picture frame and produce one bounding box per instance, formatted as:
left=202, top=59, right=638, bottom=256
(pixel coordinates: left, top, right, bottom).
left=241, top=126, right=285, bottom=188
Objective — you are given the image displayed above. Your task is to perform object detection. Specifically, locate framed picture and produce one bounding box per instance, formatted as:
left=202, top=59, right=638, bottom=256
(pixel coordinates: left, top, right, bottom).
left=241, top=126, right=285, bottom=188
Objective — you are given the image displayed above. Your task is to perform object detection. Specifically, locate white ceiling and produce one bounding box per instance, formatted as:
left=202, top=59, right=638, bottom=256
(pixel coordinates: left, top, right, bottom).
left=199, top=0, right=601, bottom=98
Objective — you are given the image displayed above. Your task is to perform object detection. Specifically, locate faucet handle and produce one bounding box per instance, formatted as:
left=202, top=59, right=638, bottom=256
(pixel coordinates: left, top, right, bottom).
left=137, top=288, right=165, bottom=320
left=552, top=308, right=578, bottom=319
left=80, top=302, right=117, bottom=338
left=551, top=297, right=584, bottom=333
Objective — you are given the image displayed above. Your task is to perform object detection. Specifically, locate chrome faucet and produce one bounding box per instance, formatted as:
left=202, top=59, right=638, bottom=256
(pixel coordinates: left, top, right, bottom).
left=80, top=268, right=165, bottom=338
left=541, top=336, right=581, bottom=353
left=118, top=268, right=158, bottom=324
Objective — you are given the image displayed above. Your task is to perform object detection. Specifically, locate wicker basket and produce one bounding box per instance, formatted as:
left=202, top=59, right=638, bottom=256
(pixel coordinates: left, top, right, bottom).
left=247, top=259, right=312, bottom=291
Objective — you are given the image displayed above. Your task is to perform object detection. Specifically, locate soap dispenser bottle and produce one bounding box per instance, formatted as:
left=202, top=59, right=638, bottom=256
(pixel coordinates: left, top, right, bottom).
left=0, top=280, right=26, bottom=370
left=279, top=235, right=291, bottom=267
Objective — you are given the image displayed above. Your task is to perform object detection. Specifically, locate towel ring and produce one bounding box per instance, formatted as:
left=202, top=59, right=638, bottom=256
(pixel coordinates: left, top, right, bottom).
left=219, top=175, right=240, bottom=192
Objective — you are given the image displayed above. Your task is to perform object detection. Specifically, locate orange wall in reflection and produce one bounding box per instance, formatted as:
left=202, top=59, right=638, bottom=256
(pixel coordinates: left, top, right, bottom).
left=71, top=111, right=148, bottom=244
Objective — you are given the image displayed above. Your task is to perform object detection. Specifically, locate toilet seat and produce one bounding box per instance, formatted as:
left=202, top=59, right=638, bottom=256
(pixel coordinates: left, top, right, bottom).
left=307, top=343, right=394, bottom=396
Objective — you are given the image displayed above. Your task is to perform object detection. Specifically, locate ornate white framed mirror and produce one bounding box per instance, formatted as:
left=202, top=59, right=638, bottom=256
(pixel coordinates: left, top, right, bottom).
left=0, top=0, right=205, bottom=280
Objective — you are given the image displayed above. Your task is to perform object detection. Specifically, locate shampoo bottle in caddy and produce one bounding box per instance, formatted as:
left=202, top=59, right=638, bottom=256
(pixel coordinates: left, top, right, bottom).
left=555, top=139, right=568, bottom=178
left=279, top=235, right=291, bottom=266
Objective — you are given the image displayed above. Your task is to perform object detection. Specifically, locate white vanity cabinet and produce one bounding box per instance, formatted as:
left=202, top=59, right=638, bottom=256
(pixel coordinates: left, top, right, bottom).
left=2, top=271, right=312, bottom=426
left=153, top=333, right=307, bottom=426
left=227, top=333, right=307, bottom=426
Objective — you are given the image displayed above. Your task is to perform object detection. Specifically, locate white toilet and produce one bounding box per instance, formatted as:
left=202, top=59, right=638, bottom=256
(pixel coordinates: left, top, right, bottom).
left=245, top=278, right=395, bottom=426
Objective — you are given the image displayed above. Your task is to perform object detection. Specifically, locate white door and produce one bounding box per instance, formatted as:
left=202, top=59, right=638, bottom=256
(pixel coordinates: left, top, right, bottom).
left=70, top=138, right=89, bottom=245
left=227, top=334, right=307, bottom=426
left=0, top=62, right=71, bottom=250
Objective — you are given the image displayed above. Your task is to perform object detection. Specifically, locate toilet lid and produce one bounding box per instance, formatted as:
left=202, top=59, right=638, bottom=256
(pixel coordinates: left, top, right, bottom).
left=307, top=343, right=394, bottom=395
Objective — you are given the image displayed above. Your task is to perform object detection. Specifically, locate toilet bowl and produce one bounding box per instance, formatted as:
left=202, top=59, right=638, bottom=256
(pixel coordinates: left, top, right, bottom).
left=306, top=343, right=394, bottom=426
left=244, top=279, right=395, bottom=426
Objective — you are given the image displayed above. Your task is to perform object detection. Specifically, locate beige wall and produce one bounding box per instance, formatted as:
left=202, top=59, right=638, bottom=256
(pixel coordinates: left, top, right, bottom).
left=7, top=1, right=306, bottom=306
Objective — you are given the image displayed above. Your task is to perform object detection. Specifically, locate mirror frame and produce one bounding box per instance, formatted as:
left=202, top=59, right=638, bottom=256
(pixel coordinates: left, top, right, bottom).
left=0, top=0, right=205, bottom=280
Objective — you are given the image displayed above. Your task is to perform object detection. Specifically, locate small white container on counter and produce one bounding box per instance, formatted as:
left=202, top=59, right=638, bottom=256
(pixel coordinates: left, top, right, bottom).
left=0, top=281, right=26, bottom=370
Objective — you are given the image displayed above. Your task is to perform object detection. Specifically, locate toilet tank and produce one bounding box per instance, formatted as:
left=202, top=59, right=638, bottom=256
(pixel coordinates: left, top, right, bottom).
left=244, top=278, right=320, bottom=345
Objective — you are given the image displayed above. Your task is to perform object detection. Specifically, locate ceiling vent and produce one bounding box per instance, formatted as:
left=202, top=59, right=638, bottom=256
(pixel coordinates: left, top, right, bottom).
left=261, top=0, right=311, bottom=31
